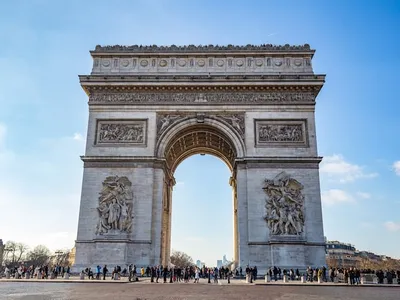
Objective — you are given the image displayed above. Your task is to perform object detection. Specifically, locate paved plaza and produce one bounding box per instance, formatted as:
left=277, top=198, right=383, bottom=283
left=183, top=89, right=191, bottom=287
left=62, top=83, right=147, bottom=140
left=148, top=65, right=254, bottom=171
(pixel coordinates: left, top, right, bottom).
left=1, top=280, right=399, bottom=300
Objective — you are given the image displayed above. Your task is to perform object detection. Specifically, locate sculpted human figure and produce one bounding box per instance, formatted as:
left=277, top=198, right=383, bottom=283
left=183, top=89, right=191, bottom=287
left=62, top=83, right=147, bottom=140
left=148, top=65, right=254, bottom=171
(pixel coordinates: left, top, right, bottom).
left=96, top=175, right=134, bottom=235
left=159, top=115, right=181, bottom=134
left=108, top=198, right=121, bottom=230
left=222, top=115, right=243, bottom=135
left=263, top=172, right=305, bottom=236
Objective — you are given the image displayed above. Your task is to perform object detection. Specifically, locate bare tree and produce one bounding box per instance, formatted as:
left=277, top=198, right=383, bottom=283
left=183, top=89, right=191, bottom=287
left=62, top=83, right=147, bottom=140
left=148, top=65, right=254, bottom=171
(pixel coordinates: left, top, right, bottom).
left=3, top=241, right=29, bottom=266
left=26, top=245, right=51, bottom=266
left=52, top=249, right=71, bottom=266
left=170, top=250, right=194, bottom=267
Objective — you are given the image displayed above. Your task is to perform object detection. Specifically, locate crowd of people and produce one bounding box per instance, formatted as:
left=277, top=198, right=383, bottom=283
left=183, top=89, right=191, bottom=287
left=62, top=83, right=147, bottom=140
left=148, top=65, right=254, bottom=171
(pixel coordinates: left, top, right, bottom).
left=3, top=265, right=71, bottom=279
left=2, top=263, right=400, bottom=285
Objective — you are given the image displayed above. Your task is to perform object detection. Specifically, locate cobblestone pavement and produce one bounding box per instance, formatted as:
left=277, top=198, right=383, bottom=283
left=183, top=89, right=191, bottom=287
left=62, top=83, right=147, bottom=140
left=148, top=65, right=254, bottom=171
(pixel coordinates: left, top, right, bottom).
left=1, top=281, right=400, bottom=300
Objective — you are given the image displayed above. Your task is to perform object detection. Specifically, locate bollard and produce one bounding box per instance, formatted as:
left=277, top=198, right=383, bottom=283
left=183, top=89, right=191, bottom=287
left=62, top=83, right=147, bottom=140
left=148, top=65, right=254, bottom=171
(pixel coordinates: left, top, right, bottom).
left=25, top=272, right=30, bottom=279
left=301, top=276, right=306, bottom=283
left=80, top=273, right=85, bottom=280
left=283, top=275, right=288, bottom=283
left=245, top=274, right=249, bottom=283
left=50, top=272, right=55, bottom=280
left=265, top=274, right=270, bottom=283
left=64, top=273, right=70, bottom=280
left=37, top=273, right=42, bottom=280
left=318, top=277, right=322, bottom=284
left=5, top=273, right=10, bottom=279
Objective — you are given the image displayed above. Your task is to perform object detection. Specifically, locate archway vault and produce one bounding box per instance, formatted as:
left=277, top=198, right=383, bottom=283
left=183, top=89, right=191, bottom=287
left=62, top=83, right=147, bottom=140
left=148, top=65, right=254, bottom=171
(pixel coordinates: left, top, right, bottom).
left=156, top=116, right=245, bottom=177
left=165, top=124, right=237, bottom=174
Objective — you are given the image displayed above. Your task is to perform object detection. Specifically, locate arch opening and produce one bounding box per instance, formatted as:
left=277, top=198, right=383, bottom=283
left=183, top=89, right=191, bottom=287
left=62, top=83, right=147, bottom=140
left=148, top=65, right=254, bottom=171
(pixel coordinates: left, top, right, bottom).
left=159, top=123, right=239, bottom=268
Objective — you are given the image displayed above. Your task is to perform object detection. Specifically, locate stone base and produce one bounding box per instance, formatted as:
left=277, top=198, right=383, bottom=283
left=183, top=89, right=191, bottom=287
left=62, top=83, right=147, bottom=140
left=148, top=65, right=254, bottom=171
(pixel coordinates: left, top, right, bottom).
left=246, top=243, right=326, bottom=274
left=72, top=240, right=153, bottom=273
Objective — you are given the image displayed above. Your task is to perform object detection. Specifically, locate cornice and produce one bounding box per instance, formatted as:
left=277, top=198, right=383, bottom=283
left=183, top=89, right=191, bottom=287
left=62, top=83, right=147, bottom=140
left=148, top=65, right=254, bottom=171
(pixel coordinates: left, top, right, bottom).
left=91, top=44, right=314, bottom=55
left=80, top=74, right=325, bottom=95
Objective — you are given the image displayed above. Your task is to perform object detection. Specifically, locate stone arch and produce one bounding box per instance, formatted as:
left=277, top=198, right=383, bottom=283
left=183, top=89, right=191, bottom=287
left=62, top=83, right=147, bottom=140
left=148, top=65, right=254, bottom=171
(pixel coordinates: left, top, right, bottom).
left=156, top=116, right=245, bottom=174
left=156, top=116, right=243, bottom=266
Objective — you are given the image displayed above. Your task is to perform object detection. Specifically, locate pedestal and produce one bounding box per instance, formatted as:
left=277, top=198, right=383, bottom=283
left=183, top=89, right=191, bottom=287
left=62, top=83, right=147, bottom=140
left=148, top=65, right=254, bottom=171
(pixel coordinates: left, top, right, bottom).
left=265, top=274, right=270, bottom=283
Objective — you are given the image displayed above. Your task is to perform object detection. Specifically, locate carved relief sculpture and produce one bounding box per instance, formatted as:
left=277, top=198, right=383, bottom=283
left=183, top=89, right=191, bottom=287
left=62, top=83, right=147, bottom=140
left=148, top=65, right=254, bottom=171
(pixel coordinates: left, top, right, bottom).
left=96, top=120, right=146, bottom=145
left=217, top=114, right=245, bottom=139
left=96, top=176, right=134, bottom=235
left=263, top=172, right=305, bottom=235
left=255, top=120, right=307, bottom=147
left=156, top=114, right=186, bottom=138
left=89, top=92, right=316, bottom=105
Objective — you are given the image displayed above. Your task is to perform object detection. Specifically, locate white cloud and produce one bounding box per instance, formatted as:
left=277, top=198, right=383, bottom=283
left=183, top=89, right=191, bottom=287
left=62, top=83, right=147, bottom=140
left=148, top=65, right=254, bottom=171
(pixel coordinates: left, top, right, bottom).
left=384, top=221, right=400, bottom=232
left=321, top=189, right=355, bottom=205
left=175, top=181, right=185, bottom=186
left=320, top=154, right=378, bottom=183
left=393, top=161, right=400, bottom=176
left=73, top=133, right=84, bottom=141
left=356, top=192, right=371, bottom=199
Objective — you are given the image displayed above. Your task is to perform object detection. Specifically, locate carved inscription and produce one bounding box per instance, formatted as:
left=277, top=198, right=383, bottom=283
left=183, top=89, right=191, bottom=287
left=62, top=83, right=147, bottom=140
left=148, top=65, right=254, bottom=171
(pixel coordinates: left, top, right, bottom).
left=263, top=172, right=305, bottom=236
left=90, top=92, right=315, bottom=105
left=96, top=176, right=133, bottom=235
left=255, top=120, right=307, bottom=147
left=96, top=120, right=146, bottom=145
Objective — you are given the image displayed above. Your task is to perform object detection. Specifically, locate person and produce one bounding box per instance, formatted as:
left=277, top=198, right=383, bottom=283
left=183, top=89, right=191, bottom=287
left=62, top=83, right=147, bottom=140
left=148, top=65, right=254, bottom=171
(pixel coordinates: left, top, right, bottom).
left=194, top=268, right=200, bottom=283
left=96, top=265, right=101, bottom=280
left=103, top=265, right=108, bottom=280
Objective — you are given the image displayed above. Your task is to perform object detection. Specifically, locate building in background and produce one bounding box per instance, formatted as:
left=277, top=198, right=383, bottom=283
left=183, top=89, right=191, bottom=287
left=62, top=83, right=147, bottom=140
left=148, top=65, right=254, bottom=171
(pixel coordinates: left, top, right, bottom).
left=326, top=240, right=358, bottom=268
left=0, top=239, right=4, bottom=267
left=196, top=260, right=201, bottom=268
left=217, top=260, right=223, bottom=268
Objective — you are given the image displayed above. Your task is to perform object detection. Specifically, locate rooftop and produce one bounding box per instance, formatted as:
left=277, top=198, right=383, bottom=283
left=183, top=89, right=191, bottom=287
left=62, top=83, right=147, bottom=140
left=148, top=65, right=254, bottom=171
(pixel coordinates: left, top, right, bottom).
left=92, top=44, right=314, bottom=54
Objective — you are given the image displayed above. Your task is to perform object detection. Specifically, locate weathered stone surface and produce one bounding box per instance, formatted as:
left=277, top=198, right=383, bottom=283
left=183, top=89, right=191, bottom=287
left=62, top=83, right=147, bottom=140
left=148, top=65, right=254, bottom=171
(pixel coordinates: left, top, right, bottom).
left=74, top=44, right=326, bottom=273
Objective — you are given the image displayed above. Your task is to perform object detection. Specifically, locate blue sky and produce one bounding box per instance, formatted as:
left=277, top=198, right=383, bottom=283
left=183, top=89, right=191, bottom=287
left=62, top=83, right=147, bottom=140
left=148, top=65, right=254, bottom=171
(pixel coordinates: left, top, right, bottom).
left=0, top=0, right=399, bottom=266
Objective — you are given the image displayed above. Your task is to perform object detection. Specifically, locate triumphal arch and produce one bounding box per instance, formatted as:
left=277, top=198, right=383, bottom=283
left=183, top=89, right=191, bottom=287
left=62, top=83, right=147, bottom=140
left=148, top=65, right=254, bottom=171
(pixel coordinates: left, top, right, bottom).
left=74, top=44, right=326, bottom=272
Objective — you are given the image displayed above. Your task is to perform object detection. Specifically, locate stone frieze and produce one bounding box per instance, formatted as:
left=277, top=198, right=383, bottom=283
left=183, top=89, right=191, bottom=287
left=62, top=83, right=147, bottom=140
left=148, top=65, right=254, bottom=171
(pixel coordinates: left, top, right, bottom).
left=90, top=92, right=315, bottom=105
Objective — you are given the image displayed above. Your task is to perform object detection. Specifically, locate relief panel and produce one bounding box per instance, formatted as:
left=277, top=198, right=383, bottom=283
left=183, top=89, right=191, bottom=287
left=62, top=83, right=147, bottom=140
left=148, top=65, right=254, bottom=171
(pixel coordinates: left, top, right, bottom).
left=254, top=119, right=308, bottom=147
left=95, top=119, right=147, bottom=146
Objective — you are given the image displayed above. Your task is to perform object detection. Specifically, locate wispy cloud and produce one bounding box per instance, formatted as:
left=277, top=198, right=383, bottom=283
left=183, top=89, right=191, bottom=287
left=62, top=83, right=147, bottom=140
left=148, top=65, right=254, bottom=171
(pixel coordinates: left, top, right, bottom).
left=321, top=189, right=355, bottom=205
left=320, top=154, right=378, bottom=183
left=321, top=189, right=371, bottom=206
left=73, top=133, right=84, bottom=141
left=393, top=161, right=400, bottom=176
left=384, top=221, right=400, bottom=232
left=356, top=192, right=371, bottom=199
